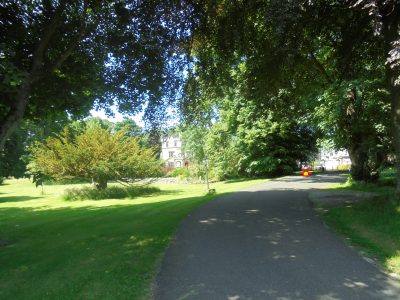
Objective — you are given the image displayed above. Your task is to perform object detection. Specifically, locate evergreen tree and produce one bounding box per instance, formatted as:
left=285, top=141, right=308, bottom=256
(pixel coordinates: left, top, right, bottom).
left=31, top=124, right=163, bottom=189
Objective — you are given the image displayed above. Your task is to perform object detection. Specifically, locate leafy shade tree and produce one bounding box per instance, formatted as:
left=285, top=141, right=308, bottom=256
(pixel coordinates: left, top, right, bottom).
left=114, top=119, right=142, bottom=137
left=183, top=0, right=394, bottom=183
left=32, top=125, right=163, bottom=189
left=114, top=119, right=152, bottom=149
left=0, top=120, right=29, bottom=178
left=0, top=0, right=191, bottom=150
left=238, top=120, right=317, bottom=177
left=205, top=121, right=239, bottom=179
left=0, top=117, right=70, bottom=178
left=216, top=95, right=319, bottom=177
left=181, top=125, right=209, bottom=164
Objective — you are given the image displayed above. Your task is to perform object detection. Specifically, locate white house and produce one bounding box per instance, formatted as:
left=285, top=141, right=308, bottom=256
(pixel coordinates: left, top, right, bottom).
left=160, top=134, right=191, bottom=168
left=319, top=148, right=352, bottom=170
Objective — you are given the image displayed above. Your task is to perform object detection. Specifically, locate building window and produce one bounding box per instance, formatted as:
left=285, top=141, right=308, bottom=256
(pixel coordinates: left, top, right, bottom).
left=168, top=162, right=174, bottom=167
left=166, top=142, right=169, bottom=147
left=169, top=151, right=174, bottom=158
left=174, top=140, right=178, bottom=147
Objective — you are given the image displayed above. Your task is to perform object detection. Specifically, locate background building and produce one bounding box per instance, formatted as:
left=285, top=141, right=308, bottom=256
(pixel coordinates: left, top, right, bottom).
left=160, top=134, right=191, bottom=168
left=319, top=149, right=351, bottom=170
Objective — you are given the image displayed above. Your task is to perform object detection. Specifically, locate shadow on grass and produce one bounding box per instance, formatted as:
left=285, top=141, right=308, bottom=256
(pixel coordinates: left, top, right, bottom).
left=62, top=189, right=184, bottom=202
left=224, top=178, right=272, bottom=184
left=0, top=196, right=43, bottom=203
left=1, top=178, right=399, bottom=300
left=0, top=191, right=227, bottom=299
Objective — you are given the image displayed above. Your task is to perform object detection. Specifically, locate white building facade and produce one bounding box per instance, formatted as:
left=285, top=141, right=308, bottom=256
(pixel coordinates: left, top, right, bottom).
left=319, top=149, right=352, bottom=170
left=160, top=134, right=191, bottom=168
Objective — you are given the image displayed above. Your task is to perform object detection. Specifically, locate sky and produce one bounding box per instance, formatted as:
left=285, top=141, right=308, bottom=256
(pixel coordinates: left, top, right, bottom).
left=89, top=106, right=145, bottom=127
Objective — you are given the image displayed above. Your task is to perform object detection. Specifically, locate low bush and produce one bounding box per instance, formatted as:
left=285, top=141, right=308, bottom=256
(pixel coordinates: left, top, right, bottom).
left=165, top=167, right=192, bottom=180
left=336, top=164, right=351, bottom=170
left=209, top=167, right=225, bottom=181
left=161, top=166, right=175, bottom=176
left=0, top=177, right=4, bottom=184
left=60, top=184, right=161, bottom=201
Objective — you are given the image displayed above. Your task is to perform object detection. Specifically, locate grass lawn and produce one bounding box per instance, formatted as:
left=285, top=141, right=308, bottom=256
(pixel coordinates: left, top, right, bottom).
left=0, top=178, right=273, bottom=300
left=318, top=169, right=400, bottom=276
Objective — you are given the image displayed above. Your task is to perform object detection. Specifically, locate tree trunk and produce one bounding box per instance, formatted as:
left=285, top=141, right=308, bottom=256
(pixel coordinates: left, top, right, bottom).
left=383, top=10, right=400, bottom=193
left=0, top=79, right=34, bottom=150
left=389, top=71, right=400, bottom=193
left=348, top=145, right=358, bottom=165
left=96, top=179, right=108, bottom=190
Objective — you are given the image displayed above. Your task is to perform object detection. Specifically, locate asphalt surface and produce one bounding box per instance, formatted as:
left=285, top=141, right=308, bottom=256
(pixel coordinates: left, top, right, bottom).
left=155, top=173, right=400, bottom=300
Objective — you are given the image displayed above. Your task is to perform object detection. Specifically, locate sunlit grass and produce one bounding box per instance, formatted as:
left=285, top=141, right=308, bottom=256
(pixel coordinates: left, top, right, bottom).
left=317, top=171, right=400, bottom=275
left=0, top=177, right=272, bottom=300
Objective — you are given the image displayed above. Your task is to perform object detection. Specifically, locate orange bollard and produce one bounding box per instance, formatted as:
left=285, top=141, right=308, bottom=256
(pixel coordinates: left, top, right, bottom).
left=300, top=171, right=312, bottom=177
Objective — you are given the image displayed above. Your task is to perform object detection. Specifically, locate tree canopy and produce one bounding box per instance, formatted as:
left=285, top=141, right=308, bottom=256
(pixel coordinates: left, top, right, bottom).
left=179, top=0, right=398, bottom=186
left=0, top=0, right=192, bottom=150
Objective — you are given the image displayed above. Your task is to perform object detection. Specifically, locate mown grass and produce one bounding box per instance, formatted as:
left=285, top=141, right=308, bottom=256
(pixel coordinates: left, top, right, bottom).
left=0, top=177, right=273, bottom=300
left=318, top=168, right=400, bottom=275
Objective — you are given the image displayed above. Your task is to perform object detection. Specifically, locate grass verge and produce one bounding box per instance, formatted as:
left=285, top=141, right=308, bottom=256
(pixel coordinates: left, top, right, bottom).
left=318, top=169, right=400, bottom=276
left=0, top=177, right=273, bottom=300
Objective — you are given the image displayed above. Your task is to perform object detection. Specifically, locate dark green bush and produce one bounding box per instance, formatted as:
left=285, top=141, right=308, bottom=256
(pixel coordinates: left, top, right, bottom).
left=60, top=185, right=161, bottom=201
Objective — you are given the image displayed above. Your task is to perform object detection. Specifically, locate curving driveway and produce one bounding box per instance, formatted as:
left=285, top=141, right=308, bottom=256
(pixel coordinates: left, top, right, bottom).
left=155, top=173, right=400, bottom=300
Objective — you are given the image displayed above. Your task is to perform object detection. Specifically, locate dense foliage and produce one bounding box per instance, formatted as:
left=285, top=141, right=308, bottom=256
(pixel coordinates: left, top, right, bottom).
left=180, top=0, right=398, bottom=186
left=0, top=0, right=191, bottom=149
left=31, top=124, right=163, bottom=189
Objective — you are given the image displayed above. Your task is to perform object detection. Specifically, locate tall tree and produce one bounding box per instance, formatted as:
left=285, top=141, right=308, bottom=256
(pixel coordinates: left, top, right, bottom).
left=0, top=116, right=69, bottom=178
left=182, top=0, right=395, bottom=183
left=181, top=124, right=209, bottom=164
left=0, top=0, right=191, bottom=150
left=218, top=95, right=318, bottom=177
left=114, top=119, right=142, bottom=137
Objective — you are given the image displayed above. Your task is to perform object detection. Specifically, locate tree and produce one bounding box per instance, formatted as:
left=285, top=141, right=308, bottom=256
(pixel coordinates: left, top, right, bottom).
left=182, top=0, right=395, bottom=182
left=31, top=124, right=163, bottom=189
left=181, top=125, right=209, bottom=164
left=0, top=120, right=29, bottom=178
left=0, top=0, right=191, bottom=150
left=347, top=0, right=400, bottom=189
left=114, top=119, right=142, bottom=137
left=205, top=121, right=239, bottom=179
left=218, top=96, right=318, bottom=177
left=0, top=116, right=70, bottom=178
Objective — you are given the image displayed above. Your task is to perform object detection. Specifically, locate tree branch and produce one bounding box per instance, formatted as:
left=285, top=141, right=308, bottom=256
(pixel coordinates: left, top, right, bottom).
left=31, top=0, right=67, bottom=75
left=46, top=20, right=99, bottom=75
left=304, top=42, right=333, bottom=84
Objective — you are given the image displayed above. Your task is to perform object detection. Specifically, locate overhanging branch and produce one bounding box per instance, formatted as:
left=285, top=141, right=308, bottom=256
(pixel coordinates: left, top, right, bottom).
left=304, top=42, right=333, bottom=84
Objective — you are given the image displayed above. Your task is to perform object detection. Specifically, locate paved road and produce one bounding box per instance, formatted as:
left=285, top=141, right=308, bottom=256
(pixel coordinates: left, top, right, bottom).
left=155, top=173, right=400, bottom=300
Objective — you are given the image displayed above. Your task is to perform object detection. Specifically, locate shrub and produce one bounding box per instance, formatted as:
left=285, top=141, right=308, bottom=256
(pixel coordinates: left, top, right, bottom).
left=188, top=164, right=205, bottom=179
left=60, top=185, right=161, bottom=201
left=165, top=167, right=191, bottom=179
left=209, top=167, right=224, bottom=181
left=336, top=164, right=351, bottom=170
left=0, top=177, right=4, bottom=184
left=161, top=166, right=175, bottom=176
left=170, top=167, right=185, bottom=177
